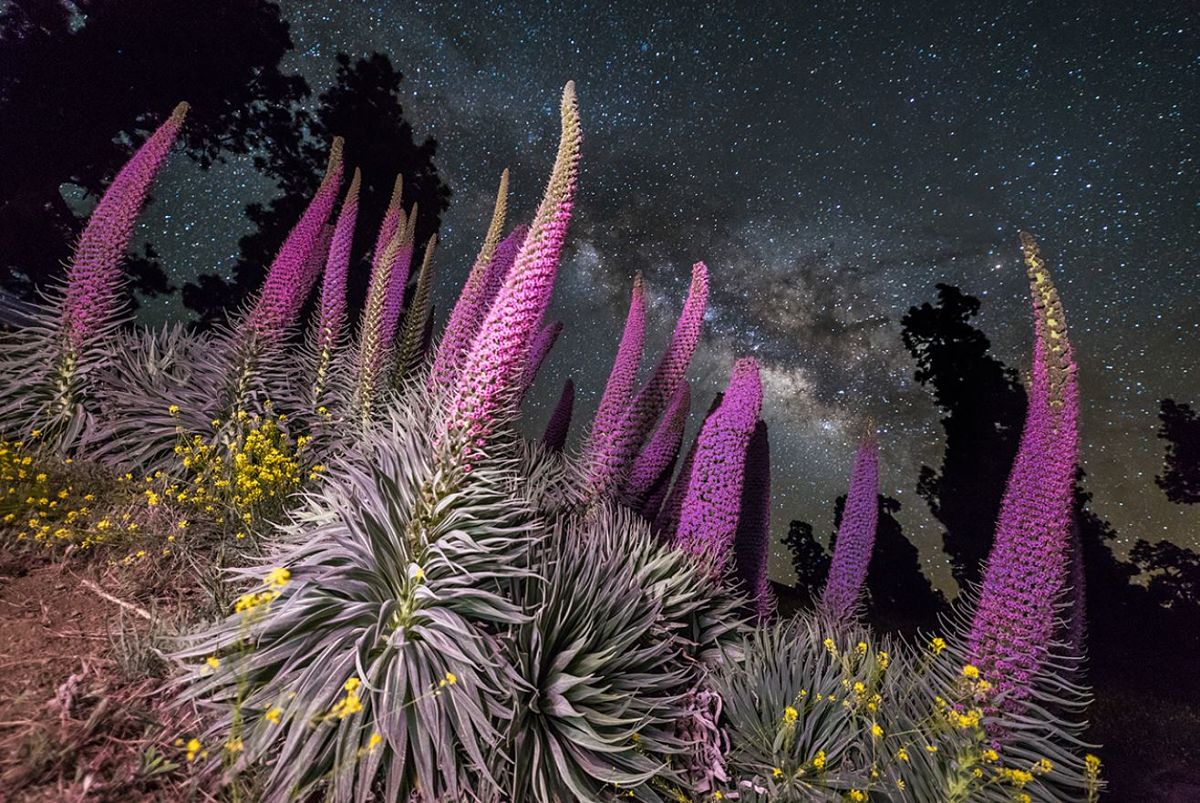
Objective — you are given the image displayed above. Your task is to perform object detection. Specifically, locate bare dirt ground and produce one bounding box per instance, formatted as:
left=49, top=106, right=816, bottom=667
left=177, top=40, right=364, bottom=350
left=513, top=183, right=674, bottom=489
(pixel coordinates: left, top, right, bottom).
left=0, top=552, right=196, bottom=802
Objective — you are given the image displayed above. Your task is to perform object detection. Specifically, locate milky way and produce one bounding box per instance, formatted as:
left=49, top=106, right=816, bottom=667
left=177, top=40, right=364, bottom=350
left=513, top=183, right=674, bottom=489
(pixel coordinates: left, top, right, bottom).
left=140, top=1, right=1198, bottom=590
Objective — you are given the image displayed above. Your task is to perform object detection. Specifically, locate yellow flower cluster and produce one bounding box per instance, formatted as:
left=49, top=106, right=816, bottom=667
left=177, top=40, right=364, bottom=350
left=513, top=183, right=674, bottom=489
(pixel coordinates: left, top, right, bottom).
left=234, top=566, right=291, bottom=615
left=170, top=409, right=311, bottom=538
left=331, top=677, right=364, bottom=719
left=0, top=438, right=136, bottom=549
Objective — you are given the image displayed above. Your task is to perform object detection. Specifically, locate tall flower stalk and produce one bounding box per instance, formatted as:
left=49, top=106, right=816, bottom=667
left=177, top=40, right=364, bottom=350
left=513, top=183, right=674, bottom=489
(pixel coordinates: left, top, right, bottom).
left=309, top=170, right=360, bottom=408
left=395, top=235, right=439, bottom=381
left=622, top=380, right=690, bottom=512
left=582, top=274, right=646, bottom=495
left=654, top=393, right=723, bottom=538
left=967, top=232, right=1079, bottom=704
left=674, top=358, right=763, bottom=575
left=246, top=138, right=344, bottom=346
left=595, top=263, right=709, bottom=500
left=519, top=320, right=563, bottom=398
left=733, top=419, right=774, bottom=619
left=444, top=82, right=582, bottom=458
left=542, top=378, right=575, bottom=452
left=818, top=428, right=879, bottom=623
left=62, top=102, right=189, bottom=355
left=353, top=224, right=408, bottom=423
left=430, top=170, right=510, bottom=389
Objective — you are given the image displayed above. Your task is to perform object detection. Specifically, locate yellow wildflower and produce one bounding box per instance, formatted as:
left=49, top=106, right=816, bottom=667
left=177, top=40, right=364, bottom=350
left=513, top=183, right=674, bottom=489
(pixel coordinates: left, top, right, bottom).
left=812, top=750, right=826, bottom=771
left=783, top=705, right=798, bottom=725
left=264, top=567, right=291, bottom=588
left=265, top=706, right=283, bottom=724
left=871, top=723, right=884, bottom=739
left=961, top=664, right=980, bottom=679
left=929, top=637, right=947, bottom=655
left=896, top=747, right=909, bottom=762
left=185, top=737, right=204, bottom=762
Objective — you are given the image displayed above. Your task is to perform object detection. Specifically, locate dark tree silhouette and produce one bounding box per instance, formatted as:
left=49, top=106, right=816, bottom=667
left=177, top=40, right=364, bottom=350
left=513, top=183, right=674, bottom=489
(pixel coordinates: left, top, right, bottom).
left=1131, top=539, right=1200, bottom=610
left=782, top=520, right=830, bottom=607
left=900, top=284, right=1027, bottom=591
left=0, top=0, right=307, bottom=304
left=183, top=53, right=451, bottom=330
left=1155, top=399, right=1200, bottom=504
left=859, top=496, right=946, bottom=635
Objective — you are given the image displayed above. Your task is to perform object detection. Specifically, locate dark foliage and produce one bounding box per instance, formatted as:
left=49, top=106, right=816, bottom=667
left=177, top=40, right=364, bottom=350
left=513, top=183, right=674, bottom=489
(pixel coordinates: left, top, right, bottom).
left=183, top=53, right=451, bottom=330
left=780, top=520, right=829, bottom=607
left=1156, top=398, right=1200, bottom=504
left=0, top=0, right=307, bottom=304
left=900, top=284, right=1028, bottom=590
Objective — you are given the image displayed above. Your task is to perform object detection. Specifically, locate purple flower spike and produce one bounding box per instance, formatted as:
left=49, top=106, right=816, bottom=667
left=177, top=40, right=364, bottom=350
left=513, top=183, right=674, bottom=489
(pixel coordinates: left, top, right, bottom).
left=621, top=263, right=708, bottom=453
left=520, top=320, right=564, bottom=398
left=63, top=102, right=188, bottom=351
left=654, top=393, right=723, bottom=537
left=542, top=378, right=575, bottom=452
left=819, top=429, right=879, bottom=623
left=478, top=225, right=528, bottom=319
left=967, top=232, right=1079, bottom=705
left=446, top=82, right=582, bottom=454
left=313, top=170, right=361, bottom=364
left=373, top=175, right=404, bottom=264
left=733, top=420, right=774, bottom=620
left=622, top=380, right=690, bottom=511
left=248, top=138, right=345, bottom=344
left=582, top=274, right=646, bottom=496
left=673, top=358, right=763, bottom=575
left=430, top=171, right=510, bottom=389
left=379, top=206, right=417, bottom=348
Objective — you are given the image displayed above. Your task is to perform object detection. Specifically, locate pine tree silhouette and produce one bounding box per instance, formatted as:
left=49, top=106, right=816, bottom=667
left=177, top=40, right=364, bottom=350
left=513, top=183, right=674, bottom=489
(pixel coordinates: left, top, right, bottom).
left=1156, top=399, right=1200, bottom=504
left=900, top=284, right=1027, bottom=591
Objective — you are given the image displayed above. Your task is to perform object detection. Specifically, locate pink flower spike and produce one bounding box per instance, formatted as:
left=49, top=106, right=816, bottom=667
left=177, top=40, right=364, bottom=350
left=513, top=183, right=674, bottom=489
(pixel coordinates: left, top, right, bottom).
left=63, top=102, right=188, bottom=351
left=622, top=380, right=690, bottom=511
left=313, top=169, right=361, bottom=359
left=582, top=274, right=646, bottom=496
left=430, top=170, right=510, bottom=389
left=624, top=262, right=708, bottom=445
left=445, top=82, right=582, bottom=455
left=478, top=225, right=528, bottom=319
left=819, top=429, right=879, bottom=623
left=379, top=204, right=417, bottom=348
left=967, top=232, right=1079, bottom=709
left=520, top=320, right=564, bottom=398
left=654, top=393, right=723, bottom=537
left=248, top=138, right=344, bottom=344
left=542, top=378, right=575, bottom=452
left=673, top=357, right=763, bottom=575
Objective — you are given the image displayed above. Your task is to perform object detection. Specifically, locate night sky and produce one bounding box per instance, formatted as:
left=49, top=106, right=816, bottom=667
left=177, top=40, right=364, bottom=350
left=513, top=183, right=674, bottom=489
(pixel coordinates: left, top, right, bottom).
left=141, top=1, right=1198, bottom=591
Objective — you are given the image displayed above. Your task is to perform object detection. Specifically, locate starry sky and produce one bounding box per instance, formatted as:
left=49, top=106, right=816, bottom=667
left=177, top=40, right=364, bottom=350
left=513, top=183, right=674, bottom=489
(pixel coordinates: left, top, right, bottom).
left=142, top=1, right=1198, bottom=591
